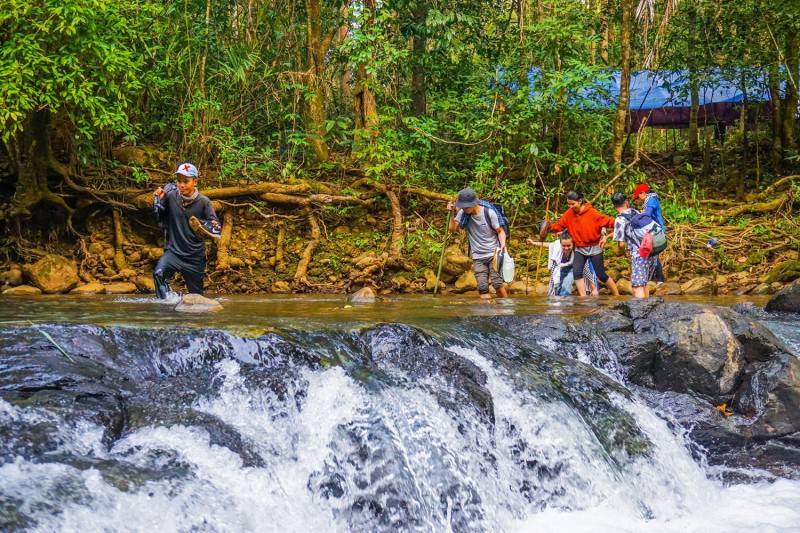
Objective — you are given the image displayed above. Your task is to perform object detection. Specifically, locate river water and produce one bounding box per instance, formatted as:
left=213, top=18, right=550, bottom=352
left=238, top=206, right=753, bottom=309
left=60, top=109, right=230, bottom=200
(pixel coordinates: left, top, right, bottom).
left=0, top=294, right=799, bottom=532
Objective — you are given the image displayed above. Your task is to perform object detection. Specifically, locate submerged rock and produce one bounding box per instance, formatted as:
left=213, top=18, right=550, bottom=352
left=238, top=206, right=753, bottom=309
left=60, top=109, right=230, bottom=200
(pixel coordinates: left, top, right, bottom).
left=174, top=293, right=223, bottom=313
left=348, top=286, right=376, bottom=304
left=765, top=279, right=800, bottom=313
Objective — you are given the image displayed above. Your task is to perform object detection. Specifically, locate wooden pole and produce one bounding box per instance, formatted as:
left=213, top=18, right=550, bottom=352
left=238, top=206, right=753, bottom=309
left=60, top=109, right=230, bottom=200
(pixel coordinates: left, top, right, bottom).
left=433, top=209, right=451, bottom=295
left=531, top=196, right=550, bottom=295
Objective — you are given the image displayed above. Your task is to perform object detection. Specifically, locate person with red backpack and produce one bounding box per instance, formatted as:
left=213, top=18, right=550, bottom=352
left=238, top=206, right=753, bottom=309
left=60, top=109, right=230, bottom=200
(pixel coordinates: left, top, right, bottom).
left=611, top=192, right=662, bottom=298
left=448, top=188, right=509, bottom=300
left=632, top=183, right=666, bottom=283
left=539, top=191, right=619, bottom=296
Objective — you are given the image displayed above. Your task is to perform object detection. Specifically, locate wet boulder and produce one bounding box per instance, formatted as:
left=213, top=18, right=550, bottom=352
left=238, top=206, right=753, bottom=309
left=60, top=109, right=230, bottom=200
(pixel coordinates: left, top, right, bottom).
left=605, top=301, right=749, bottom=398
left=681, top=276, right=714, bottom=295
left=766, top=279, right=800, bottom=313
left=357, top=323, right=493, bottom=424
left=732, top=353, right=800, bottom=438
left=23, top=254, right=80, bottom=294
left=597, top=301, right=800, bottom=438
left=0, top=268, right=24, bottom=287
left=104, top=282, right=138, bottom=294
left=454, top=271, right=477, bottom=292
left=442, top=244, right=471, bottom=276
left=0, top=327, right=134, bottom=450
left=423, top=269, right=445, bottom=292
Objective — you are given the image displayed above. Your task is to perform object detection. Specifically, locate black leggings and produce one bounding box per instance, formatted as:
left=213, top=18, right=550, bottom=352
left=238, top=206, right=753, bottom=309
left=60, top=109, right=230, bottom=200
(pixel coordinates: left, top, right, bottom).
left=573, top=252, right=609, bottom=283
left=153, top=250, right=205, bottom=298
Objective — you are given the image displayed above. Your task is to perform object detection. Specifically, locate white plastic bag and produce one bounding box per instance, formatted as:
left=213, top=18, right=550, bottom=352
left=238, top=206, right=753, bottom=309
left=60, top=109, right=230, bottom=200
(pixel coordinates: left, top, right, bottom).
left=495, top=248, right=515, bottom=283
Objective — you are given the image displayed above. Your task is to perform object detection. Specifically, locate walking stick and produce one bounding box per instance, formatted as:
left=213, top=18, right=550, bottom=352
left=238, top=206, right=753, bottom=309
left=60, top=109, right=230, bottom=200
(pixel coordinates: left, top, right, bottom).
left=433, top=207, right=452, bottom=295
left=530, top=196, right=550, bottom=295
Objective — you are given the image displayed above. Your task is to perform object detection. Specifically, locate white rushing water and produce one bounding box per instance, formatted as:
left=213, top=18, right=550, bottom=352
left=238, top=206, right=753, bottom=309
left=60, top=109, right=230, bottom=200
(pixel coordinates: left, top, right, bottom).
left=1, top=343, right=799, bottom=532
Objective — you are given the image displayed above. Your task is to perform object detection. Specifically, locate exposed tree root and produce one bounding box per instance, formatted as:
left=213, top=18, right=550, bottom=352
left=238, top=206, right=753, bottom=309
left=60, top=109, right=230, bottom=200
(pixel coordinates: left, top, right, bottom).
left=715, top=194, right=789, bottom=219
left=275, top=222, right=287, bottom=272
left=76, top=238, right=97, bottom=283
left=294, top=208, right=321, bottom=285
left=215, top=209, right=234, bottom=270
left=111, top=208, right=130, bottom=273
left=757, top=175, right=798, bottom=200
left=260, top=192, right=369, bottom=206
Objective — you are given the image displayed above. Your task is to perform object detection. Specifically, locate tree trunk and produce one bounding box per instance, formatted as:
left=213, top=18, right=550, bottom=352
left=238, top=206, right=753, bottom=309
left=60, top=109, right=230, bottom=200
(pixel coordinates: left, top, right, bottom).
left=610, top=0, right=632, bottom=167
left=410, top=2, right=428, bottom=116
left=9, top=109, right=71, bottom=217
left=770, top=63, right=783, bottom=168
left=599, top=0, right=609, bottom=65
left=354, top=0, right=379, bottom=149
left=687, top=8, right=699, bottom=155
left=338, top=5, right=352, bottom=111
left=304, top=0, right=330, bottom=164
left=782, top=33, right=798, bottom=153
left=689, top=77, right=700, bottom=154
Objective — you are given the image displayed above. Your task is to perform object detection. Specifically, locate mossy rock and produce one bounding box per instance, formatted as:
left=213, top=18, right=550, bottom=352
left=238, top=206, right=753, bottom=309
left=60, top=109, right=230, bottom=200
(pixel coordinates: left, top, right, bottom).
left=764, top=260, right=800, bottom=284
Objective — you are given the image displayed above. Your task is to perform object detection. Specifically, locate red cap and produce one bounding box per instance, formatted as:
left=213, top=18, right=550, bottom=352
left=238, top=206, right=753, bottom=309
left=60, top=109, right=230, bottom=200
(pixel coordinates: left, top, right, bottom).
left=632, top=183, right=650, bottom=199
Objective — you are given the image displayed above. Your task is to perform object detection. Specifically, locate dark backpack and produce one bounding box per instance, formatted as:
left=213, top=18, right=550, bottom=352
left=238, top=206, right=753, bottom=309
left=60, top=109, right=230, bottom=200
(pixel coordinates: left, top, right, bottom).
left=459, top=200, right=511, bottom=241
left=620, top=211, right=667, bottom=255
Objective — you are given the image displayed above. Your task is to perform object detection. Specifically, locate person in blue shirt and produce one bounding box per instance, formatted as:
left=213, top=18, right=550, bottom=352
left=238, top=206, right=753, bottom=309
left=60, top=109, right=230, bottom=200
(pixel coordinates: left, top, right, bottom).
left=632, top=183, right=666, bottom=283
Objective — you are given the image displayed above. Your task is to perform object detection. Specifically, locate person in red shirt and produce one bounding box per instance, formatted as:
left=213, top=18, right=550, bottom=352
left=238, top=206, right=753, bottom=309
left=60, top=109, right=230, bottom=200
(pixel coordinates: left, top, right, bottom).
left=534, top=190, right=620, bottom=296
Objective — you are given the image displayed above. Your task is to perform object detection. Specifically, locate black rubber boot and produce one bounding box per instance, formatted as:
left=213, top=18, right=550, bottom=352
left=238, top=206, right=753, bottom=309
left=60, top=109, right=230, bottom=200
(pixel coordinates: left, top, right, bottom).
left=153, top=269, right=172, bottom=299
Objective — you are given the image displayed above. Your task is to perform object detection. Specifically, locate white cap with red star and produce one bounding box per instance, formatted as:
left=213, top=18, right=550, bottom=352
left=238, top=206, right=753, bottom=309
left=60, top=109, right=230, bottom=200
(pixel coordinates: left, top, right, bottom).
left=175, top=162, right=198, bottom=178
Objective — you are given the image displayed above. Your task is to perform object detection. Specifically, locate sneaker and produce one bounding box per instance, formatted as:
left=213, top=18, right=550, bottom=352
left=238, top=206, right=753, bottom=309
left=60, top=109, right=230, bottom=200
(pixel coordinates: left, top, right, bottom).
left=189, top=216, right=221, bottom=240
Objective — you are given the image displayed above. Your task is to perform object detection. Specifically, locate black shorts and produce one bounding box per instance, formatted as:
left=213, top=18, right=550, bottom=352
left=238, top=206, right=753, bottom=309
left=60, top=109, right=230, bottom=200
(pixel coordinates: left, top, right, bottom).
left=572, top=252, right=608, bottom=283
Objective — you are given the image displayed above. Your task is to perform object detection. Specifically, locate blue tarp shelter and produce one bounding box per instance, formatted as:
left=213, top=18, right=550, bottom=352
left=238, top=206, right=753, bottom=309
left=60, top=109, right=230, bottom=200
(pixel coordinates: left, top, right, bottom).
left=520, top=67, right=781, bottom=130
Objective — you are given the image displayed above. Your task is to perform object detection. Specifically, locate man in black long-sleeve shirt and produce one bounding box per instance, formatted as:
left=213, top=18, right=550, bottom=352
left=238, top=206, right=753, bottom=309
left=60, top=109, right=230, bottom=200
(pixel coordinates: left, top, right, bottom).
left=152, top=162, right=220, bottom=298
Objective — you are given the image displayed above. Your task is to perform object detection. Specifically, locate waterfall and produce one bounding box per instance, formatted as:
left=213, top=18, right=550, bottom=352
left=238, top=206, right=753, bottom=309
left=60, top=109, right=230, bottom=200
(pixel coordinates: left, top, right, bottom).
left=1, top=317, right=799, bottom=532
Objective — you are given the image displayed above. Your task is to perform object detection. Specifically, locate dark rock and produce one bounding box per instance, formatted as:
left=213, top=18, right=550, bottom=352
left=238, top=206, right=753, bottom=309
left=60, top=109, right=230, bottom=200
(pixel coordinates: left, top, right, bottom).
left=766, top=279, right=800, bottom=314
left=357, top=323, right=494, bottom=424
left=732, top=353, right=800, bottom=438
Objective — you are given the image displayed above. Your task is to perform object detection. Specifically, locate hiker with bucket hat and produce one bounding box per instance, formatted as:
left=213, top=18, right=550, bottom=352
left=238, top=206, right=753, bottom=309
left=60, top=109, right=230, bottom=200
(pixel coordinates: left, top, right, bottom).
left=448, top=188, right=509, bottom=300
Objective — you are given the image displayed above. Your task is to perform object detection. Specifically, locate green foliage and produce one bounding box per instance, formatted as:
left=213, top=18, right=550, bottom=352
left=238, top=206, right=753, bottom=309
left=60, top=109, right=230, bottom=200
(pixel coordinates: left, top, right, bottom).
left=0, top=0, right=151, bottom=142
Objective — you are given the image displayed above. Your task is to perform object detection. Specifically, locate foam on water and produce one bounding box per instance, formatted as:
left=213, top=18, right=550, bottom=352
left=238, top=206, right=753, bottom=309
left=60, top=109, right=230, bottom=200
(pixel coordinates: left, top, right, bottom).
left=2, top=338, right=800, bottom=532
left=453, top=347, right=800, bottom=532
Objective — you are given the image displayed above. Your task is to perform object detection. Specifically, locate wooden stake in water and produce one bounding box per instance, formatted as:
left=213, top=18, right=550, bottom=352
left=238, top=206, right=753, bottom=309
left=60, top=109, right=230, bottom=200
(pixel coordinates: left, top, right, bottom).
left=434, top=208, right=452, bottom=295
left=531, top=196, right=550, bottom=295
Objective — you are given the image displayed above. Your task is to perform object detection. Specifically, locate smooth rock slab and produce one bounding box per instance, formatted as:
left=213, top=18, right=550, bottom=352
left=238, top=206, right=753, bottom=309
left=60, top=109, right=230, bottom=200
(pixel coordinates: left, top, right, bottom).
left=104, top=282, right=137, bottom=294
left=2, top=285, right=42, bottom=296
left=70, top=282, right=106, bottom=295
left=174, top=294, right=223, bottom=313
